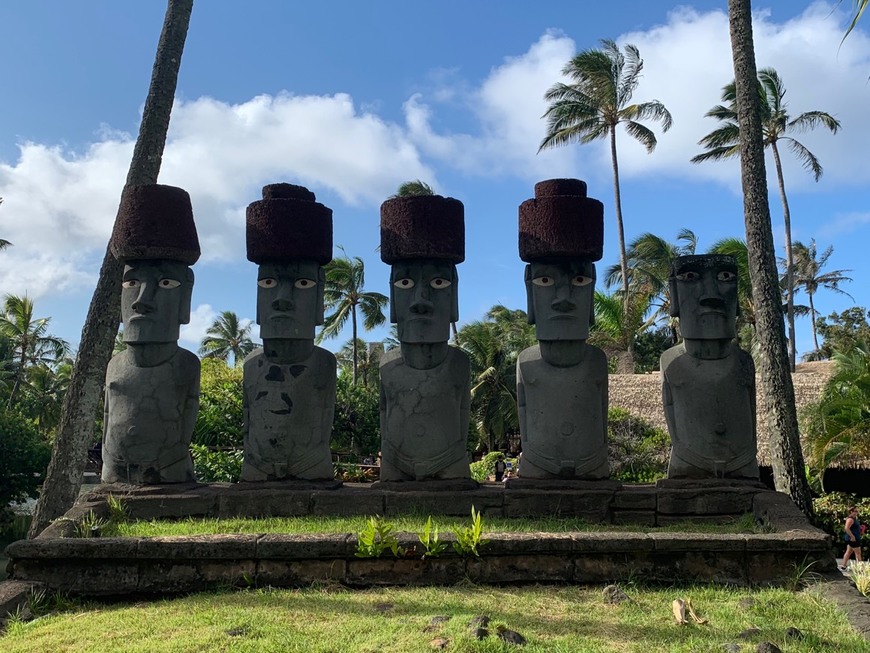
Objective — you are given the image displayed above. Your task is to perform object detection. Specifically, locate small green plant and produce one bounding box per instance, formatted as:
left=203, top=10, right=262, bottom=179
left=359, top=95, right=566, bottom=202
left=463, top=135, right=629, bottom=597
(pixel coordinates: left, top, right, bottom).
left=784, top=556, right=822, bottom=591
left=847, top=561, right=870, bottom=597
left=417, top=516, right=448, bottom=558
left=74, top=511, right=109, bottom=538
left=105, top=495, right=130, bottom=524
left=453, top=506, right=488, bottom=557
left=355, top=516, right=403, bottom=558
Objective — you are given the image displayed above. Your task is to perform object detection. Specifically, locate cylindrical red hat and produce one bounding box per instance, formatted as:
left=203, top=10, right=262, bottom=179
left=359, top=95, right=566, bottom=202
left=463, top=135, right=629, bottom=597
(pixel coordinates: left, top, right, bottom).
left=111, top=184, right=200, bottom=264
left=518, top=178, right=603, bottom=262
left=246, top=183, right=333, bottom=265
left=380, top=195, right=465, bottom=264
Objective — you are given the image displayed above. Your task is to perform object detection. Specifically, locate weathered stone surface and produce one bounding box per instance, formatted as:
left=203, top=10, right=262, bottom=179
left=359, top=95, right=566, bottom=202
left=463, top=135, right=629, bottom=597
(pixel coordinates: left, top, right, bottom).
left=467, top=554, right=572, bottom=583
left=485, top=533, right=576, bottom=555
left=657, top=488, right=755, bottom=515
left=612, top=510, right=656, bottom=527
left=256, top=534, right=355, bottom=559
left=504, top=490, right=612, bottom=519
left=376, top=479, right=480, bottom=494
left=0, top=580, right=44, bottom=619
left=611, top=486, right=656, bottom=510
left=311, top=490, right=384, bottom=516
left=570, top=532, right=652, bottom=553
left=13, top=560, right=139, bottom=595
left=136, top=534, right=258, bottom=559
left=346, top=557, right=464, bottom=586
left=383, top=489, right=495, bottom=516
left=505, top=478, right=621, bottom=492
left=218, top=488, right=312, bottom=517
left=257, top=559, right=347, bottom=586
left=649, top=533, right=746, bottom=553
left=6, top=537, right=140, bottom=560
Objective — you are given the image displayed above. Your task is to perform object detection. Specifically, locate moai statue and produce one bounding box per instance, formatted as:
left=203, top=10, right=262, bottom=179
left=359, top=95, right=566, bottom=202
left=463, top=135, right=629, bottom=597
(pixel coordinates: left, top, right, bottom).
left=102, top=185, right=200, bottom=484
left=240, top=184, right=337, bottom=482
left=515, top=179, right=609, bottom=480
left=378, top=193, right=472, bottom=483
left=661, top=254, right=759, bottom=479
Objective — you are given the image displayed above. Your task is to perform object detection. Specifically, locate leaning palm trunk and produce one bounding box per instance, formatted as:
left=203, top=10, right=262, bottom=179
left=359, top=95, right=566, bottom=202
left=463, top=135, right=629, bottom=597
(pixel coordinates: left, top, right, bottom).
left=29, top=0, right=195, bottom=538
left=770, top=142, right=796, bottom=371
left=609, top=130, right=634, bottom=372
left=728, top=0, right=812, bottom=517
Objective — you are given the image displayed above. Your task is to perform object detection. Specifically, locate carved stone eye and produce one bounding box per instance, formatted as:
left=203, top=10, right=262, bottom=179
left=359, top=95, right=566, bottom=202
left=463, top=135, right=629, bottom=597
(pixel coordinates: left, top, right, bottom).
left=122, top=280, right=140, bottom=289
left=394, top=278, right=415, bottom=289
left=675, top=271, right=700, bottom=282
left=158, top=278, right=181, bottom=289
left=717, top=271, right=737, bottom=282
left=258, top=278, right=277, bottom=288
left=532, top=276, right=554, bottom=287
left=571, top=276, right=593, bottom=287
left=294, top=278, right=316, bottom=289
left=429, top=278, right=451, bottom=289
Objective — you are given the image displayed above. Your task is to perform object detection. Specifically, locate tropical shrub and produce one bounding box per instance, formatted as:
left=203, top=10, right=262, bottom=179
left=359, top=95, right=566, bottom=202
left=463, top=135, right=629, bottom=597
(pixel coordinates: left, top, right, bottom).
left=812, top=491, right=870, bottom=542
left=607, top=407, right=670, bottom=482
left=0, top=409, right=51, bottom=524
left=332, top=374, right=380, bottom=456
left=470, top=451, right=517, bottom=482
left=193, top=358, right=244, bottom=447
left=190, top=444, right=243, bottom=482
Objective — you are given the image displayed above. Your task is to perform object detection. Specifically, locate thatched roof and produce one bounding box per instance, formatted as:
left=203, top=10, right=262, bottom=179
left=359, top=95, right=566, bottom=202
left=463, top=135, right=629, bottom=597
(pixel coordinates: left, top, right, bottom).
left=608, top=360, right=841, bottom=468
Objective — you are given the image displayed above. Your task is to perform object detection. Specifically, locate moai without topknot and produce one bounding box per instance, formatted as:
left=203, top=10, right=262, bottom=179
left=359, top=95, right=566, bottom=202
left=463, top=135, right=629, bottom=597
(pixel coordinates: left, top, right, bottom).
left=378, top=193, right=472, bottom=483
left=661, top=254, right=759, bottom=479
left=101, top=184, right=201, bottom=484
left=515, top=179, right=609, bottom=480
left=241, top=184, right=337, bottom=482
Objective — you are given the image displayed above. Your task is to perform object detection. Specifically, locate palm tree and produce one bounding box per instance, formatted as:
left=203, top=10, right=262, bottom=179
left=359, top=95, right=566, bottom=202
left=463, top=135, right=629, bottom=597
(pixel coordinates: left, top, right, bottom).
left=393, top=180, right=434, bottom=197
left=317, top=251, right=388, bottom=385
left=31, top=0, right=194, bottom=537
left=199, top=310, right=255, bottom=366
left=791, top=240, right=853, bottom=354
left=336, top=338, right=384, bottom=388
left=842, top=0, right=868, bottom=39
left=588, top=290, right=656, bottom=373
left=539, top=39, right=673, bottom=369
left=692, top=67, right=841, bottom=371
left=605, top=228, right=697, bottom=340
left=727, top=0, right=812, bottom=516
left=0, top=294, right=69, bottom=407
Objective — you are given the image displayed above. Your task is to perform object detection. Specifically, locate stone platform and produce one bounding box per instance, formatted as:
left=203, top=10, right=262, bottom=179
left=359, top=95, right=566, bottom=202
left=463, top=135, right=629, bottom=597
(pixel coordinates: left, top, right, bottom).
left=2, top=480, right=833, bottom=602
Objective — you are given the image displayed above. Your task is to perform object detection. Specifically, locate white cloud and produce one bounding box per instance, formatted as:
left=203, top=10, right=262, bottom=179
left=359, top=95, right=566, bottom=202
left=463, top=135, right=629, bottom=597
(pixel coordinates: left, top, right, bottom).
left=179, top=303, right=217, bottom=349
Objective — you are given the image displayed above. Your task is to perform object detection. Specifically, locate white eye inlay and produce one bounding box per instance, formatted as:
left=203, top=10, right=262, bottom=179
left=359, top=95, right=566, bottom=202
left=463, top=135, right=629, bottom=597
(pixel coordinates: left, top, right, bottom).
left=429, top=278, right=451, bottom=289
left=258, top=278, right=277, bottom=288
left=122, top=280, right=140, bottom=289
left=717, top=270, right=737, bottom=282
left=394, top=278, right=415, bottom=289
left=532, top=276, right=554, bottom=287
left=572, top=275, right=593, bottom=287
left=675, top=271, right=700, bottom=282
left=294, top=278, right=316, bottom=289
left=158, top=278, right=181, bottom=289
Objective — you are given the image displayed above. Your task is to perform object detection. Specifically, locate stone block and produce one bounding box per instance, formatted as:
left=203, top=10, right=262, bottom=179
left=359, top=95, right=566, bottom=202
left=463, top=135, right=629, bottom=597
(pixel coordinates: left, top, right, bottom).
left=486, top=533, right=576, bottom=555
left=504, top=490, right=611, bottom=520
left=657, top=488, right=755, bottom=515
left=383, top=490, right=501, bottom=517
left=257, top=534, right=355, bottom=559
left=0, top=580, right=44, bottom=619
left=6, top=537, right=141, bottom=560
left=218, top=489, right=311, bottom=517
left=137, top=534, right=258, bottom=559
left=570, top=532, right=652, bottom=553
left=198, top=560, right=256, bottom=587
left=124, top=493, right=218, bottom=519
left=346, top=557, right=463, bottom=586
left=612, top=510, right=656, bottom=527
left=466, top=554, right=572, bottom=583
left=257, top=559, right=347, bottom=586
left=612, top=486, right=657, bottom=510
left=138, top=561, right=200, bottom=593
left=13, top=560, right=139, bottom=595
left=312, top=490, right=384, bottom=516
left=649, top=533, right=746, bottom=553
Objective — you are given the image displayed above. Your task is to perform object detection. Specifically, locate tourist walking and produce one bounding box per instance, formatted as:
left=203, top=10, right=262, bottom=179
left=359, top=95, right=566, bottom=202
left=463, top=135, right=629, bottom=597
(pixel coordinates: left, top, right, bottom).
left=841, top=506, right=863, bottom=569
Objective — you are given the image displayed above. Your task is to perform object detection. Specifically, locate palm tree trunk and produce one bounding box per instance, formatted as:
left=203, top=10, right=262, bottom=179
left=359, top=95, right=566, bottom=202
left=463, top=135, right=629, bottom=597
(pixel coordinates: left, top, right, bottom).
left=808, top=292, right=819, bottom=353
left=770, top=142, right=796, bottom=371
left=609, top=129, right=634, bottom=373
left=728, top=0, right=813, bottom=517
left=29, top=0, right=195, bottom=538
left=351, top=305, right=358, bottom=386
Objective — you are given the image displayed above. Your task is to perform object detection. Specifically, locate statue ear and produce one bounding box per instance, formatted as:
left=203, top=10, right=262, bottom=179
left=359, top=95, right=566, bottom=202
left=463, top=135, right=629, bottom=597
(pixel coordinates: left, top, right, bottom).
left=315, top=267, right=326, bottom=326
left=178, top=268, right=194, bottom=325
left=524, top=265, right=535, bottom=325
left=450, top=266, right=459, bottom=323
left=389, top=268, right=397, bottom=324
left=669, top=278, right=680, bottom=318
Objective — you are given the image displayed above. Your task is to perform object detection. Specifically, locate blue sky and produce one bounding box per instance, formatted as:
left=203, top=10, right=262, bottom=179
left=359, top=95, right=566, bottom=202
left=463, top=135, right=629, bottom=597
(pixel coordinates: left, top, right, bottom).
left=0, top=1, right=868, bottom=360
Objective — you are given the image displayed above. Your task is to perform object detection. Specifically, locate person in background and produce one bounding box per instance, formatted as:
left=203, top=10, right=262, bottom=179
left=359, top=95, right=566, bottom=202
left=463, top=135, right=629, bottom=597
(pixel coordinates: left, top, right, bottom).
left=494, top=454, right=507, bottom=482
left=841, top=506, right=863, bottom=570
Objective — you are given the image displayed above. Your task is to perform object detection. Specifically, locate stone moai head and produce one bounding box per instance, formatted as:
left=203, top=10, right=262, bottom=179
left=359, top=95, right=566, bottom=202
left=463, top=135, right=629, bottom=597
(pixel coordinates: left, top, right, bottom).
left=246, top=183, right=333, bottom=341
left=380, top=194, right=464, bottom=344
left=669, top=254, right=739, bottom=340
left=111, top=185, right=200, bottom=344
left=518, top=179, right=603, bottom=341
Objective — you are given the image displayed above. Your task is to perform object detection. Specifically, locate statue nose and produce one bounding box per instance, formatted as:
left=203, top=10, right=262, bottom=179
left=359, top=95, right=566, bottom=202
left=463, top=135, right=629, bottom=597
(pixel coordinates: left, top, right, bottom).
left=131, top=284, right=156, bottom=314
left=272, top=297, right=294, bottom=311
left=409, top=283, right=433, bottom=314
left=551, top=297, right=575, bottom=313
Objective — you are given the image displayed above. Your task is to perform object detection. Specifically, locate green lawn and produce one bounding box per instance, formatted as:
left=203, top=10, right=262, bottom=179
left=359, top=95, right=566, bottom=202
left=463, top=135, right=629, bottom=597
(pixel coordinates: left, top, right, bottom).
left=110, top=513, right=764, bottom=538
left=2, top=583, right=865, bottom=652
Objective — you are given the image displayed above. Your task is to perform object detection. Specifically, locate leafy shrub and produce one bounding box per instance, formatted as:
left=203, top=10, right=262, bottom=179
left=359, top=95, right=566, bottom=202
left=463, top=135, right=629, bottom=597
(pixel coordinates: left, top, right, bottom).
left=0, top=409, right=51, bottom=525
left=356, top=516, right=403, bottom=558
left=418, top=516, right=448, bottom=557
left=332, top=374, right=380, bottom=456
left=453, top=506, right=488, bottom=557
left=191, top=444, right=243, bottom=482
left=607, top=407, right=670, bottom=483
left=193, top=359, right=244, bottom=447
left=470, top=451, right=517, bottom=482
left=334, top=462, right=378, bottom=483
left=848, top=561, right=870, bottom=597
